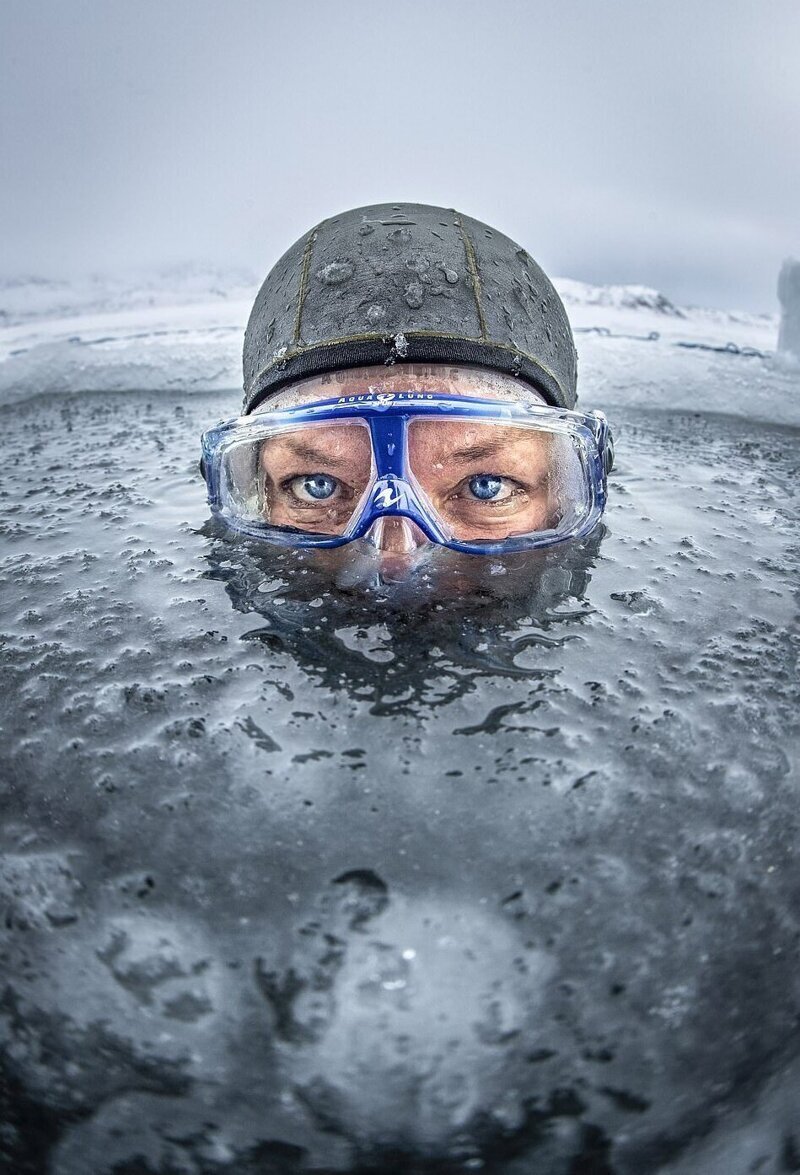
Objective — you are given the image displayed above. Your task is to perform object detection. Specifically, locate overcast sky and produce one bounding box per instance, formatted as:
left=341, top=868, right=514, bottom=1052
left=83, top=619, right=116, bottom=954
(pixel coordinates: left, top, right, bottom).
left=1, top=0, right=797, bottom=311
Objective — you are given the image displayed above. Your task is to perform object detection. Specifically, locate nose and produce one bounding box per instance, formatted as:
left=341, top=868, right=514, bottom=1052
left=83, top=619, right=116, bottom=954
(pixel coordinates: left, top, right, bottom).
left=364, top=517, right=430, bottom=554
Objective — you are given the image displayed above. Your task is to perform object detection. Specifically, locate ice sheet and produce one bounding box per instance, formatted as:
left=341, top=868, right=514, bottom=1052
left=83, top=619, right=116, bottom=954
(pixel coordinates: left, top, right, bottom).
left=1, top=270, right=795, bottom=426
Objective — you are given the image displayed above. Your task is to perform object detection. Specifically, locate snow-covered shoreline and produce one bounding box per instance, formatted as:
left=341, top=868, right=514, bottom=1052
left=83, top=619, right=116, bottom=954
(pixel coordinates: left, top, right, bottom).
left=1, top=269, right=794, bottom=425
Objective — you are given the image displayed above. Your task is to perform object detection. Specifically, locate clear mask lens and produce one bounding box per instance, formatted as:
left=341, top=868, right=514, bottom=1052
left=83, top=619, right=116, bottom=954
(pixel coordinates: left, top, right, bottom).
left=218, top=420, right=375, bottom=535
left=405, top=417, right=590, bottom=544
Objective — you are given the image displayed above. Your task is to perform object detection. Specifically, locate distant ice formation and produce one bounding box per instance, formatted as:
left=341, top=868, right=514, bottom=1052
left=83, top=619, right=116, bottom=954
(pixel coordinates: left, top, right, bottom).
left=777, top=258, right=800, bottom=361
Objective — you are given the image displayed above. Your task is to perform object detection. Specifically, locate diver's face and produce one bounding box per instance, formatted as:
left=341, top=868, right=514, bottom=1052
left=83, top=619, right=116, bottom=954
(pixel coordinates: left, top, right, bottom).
left=255, top=364, right=554, bottom=559
left=258, top=419, right=555, bottom=542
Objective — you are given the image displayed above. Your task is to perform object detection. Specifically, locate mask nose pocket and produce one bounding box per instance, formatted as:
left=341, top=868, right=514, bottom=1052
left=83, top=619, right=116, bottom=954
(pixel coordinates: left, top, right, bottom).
left=364, top=517, right=429, bottom=553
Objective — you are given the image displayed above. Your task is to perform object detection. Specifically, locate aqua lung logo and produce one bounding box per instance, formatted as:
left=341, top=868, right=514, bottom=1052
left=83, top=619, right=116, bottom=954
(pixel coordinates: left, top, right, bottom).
left=337, top=392, right=435, bottom=405
left=373, top=484, right=402, bottom=509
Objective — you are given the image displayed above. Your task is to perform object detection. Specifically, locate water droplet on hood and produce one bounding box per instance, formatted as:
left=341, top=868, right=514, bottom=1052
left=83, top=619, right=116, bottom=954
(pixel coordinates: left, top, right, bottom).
left=388, top=227, right=412, bottom=248
left=404, top=283, right=425, bottom=310
left=317, top=261, right=354, bottom=285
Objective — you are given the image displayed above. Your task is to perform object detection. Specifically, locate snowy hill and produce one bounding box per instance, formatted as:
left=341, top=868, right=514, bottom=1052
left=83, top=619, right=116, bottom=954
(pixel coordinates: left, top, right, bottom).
left=556, top=278, right=686, bottom=317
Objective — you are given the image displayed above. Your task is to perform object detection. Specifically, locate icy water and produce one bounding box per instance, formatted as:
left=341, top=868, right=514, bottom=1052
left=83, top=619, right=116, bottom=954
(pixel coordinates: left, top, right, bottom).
left=0, top=389, right=798, bottom=1175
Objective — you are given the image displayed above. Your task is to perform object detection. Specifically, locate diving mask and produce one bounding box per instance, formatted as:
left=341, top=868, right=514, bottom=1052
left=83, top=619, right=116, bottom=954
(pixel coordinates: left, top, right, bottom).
left=201, top=389, right=613, bottom=555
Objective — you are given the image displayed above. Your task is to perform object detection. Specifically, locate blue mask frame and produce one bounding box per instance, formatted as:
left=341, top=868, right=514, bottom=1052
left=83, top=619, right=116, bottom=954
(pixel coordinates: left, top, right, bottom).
left=200, top=393, right=614, bottom=555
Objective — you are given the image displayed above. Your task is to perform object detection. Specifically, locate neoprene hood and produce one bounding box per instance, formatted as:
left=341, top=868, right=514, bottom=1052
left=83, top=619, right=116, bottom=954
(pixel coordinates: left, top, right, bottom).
left=242, top=203, right=578, bottom=413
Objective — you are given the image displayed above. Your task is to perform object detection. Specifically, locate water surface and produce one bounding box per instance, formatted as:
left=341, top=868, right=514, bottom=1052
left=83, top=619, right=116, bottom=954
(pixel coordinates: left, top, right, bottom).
left=1, top=390, right=798, bottom=1174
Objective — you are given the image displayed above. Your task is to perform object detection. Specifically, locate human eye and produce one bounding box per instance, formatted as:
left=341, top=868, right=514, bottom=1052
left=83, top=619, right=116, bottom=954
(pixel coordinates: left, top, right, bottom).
left=462, top=474, right=520, bottom=503
left=285, top=473, right=343, bottom=504
left=438, top=467, right=555, bottom=540
left=448, top=473, right=531, bottom=508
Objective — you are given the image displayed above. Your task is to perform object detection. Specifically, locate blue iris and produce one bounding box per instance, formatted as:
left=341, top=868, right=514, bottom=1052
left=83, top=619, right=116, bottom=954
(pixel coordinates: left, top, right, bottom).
left=304, top=474, right=337, bottom=500
left=468, top=474, right=502, bottom=500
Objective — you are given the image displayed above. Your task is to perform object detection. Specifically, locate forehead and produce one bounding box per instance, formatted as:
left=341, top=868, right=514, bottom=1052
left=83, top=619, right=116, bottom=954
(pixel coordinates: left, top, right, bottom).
left=254, top=363, right=547, bottom=412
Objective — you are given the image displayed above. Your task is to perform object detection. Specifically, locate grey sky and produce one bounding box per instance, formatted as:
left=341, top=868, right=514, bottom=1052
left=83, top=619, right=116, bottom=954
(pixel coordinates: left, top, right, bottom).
left=1, top=0, right=797, bottom=311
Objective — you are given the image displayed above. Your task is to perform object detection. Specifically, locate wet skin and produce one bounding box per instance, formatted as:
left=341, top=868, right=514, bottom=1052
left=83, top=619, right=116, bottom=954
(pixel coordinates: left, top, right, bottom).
left=257, top=418, right=558, bottom=541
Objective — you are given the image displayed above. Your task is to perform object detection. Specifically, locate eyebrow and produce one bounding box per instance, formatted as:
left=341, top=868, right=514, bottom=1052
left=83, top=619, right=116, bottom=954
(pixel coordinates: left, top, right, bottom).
left=265, top=439, right=356, bottom=468
left=445, top=429, right=551, bottom=464
left=447, top=441, right=508, bottom=463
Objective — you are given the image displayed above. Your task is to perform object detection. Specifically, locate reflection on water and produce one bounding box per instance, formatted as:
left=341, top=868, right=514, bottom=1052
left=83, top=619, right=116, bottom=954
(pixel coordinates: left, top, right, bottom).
left=0, top=391, right=798, bottom=1173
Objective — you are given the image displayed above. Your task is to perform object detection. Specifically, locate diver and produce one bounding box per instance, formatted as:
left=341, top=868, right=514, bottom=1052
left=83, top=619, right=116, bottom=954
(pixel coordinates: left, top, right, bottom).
left=201, top=203, right=613, bottom=575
